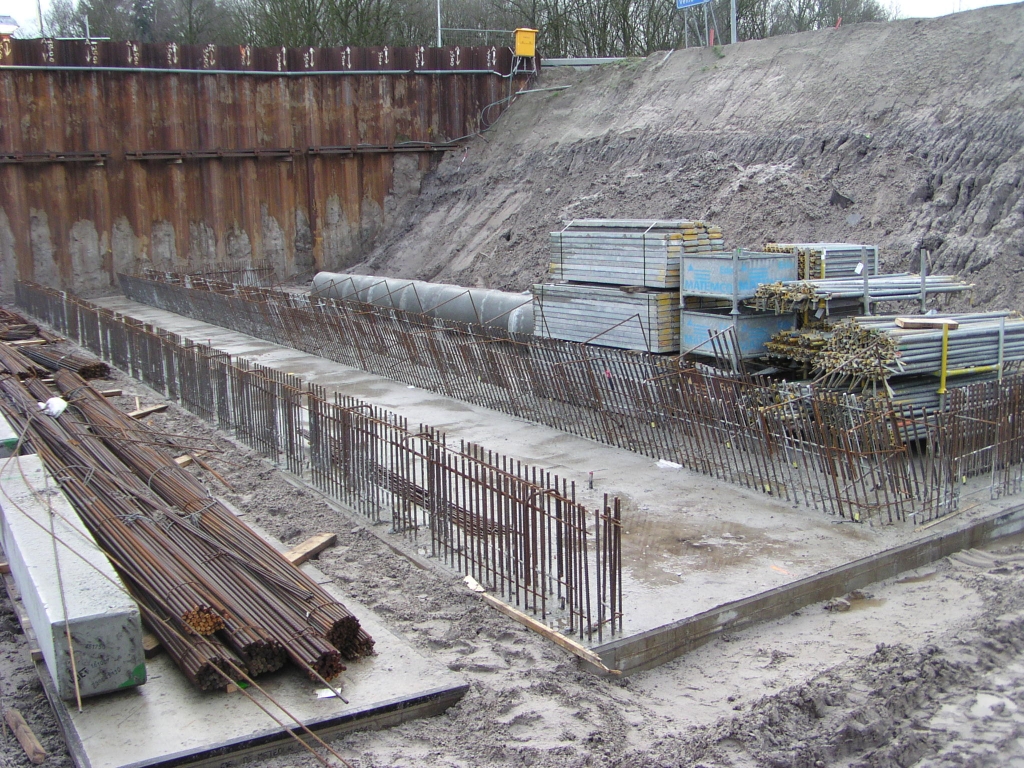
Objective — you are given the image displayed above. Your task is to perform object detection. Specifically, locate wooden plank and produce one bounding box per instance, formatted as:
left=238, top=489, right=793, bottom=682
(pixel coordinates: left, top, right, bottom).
left=128, top=403, right=168, bottom=419
left=98, top=388, right=123, bottom=397
left=2, top=569, right=44, bottom=662
left=142, top=632, right=162, bottom=659
left=0, top=560, right=9, bottom=574
left=173, top=454, right=194, bottom=468
left=8, top=339, right=49, bottom=347
left=283, top=533, right=337, bottom=566
left=479, top=593, right=621, bottom=676
left=4, top=708, right=47, bottom=764
left=895, top=316, right=960, bottom=330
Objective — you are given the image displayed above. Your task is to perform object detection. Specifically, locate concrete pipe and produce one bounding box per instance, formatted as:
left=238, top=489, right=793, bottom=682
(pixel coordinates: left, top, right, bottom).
left=310, top=272, right=535, bottom=335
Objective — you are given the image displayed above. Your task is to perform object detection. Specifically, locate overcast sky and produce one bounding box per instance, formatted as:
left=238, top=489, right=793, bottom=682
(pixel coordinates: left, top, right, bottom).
left=1, top=0, right=1020, bottom=37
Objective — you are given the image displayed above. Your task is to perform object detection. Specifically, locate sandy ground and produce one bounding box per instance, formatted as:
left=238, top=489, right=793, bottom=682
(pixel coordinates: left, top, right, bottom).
left=2, top=349, right=1023, bottom=768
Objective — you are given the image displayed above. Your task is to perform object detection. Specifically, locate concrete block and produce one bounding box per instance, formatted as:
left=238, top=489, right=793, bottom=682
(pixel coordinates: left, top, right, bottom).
left=0, top=454, right=145, bottom=700
left=0, top=411, right=20, bottom=458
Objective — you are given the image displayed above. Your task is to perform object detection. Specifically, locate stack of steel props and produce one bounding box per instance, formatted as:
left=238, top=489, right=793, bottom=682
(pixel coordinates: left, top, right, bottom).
left=763, top=243, right=879, bottom=280
left=764, top=328, right=832, bottom=366
left=748, top=274, right=971, bottom=314
left=816, top=313, right=1024, bottom=388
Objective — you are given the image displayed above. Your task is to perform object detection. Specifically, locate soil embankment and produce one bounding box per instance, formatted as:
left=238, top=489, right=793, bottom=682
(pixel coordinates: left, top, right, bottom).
left=360, top=5, right=1024, bottom=312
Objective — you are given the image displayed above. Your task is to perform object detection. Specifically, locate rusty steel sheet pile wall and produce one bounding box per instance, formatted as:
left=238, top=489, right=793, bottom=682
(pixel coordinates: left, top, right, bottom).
left=0, top=38, right=525, bottom=298
left=109, top=272, right=1024, bottom=524
left=15, top=280, right=622, bottom=642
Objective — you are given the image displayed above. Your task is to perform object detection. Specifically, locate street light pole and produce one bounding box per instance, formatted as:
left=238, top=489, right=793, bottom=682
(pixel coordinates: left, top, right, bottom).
left=731, top=0, right=737, bottom=44
left=436, top=0, right=442, bottom=47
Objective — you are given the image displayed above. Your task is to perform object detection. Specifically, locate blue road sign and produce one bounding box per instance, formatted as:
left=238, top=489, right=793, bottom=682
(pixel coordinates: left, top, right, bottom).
left=676, top=0, right=709, bottom=8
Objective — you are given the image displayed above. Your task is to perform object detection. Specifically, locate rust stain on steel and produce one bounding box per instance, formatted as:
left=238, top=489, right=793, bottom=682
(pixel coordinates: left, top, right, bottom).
left=0, top=39, right=531, bottom=296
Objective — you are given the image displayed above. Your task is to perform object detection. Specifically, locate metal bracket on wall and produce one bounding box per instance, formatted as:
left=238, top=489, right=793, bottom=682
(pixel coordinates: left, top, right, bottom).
left=0, top=150, right=110, bottom=165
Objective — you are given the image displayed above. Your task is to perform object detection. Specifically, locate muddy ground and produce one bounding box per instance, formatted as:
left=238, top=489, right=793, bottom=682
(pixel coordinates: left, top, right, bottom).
left=2, top=351, right=1023, bottom=768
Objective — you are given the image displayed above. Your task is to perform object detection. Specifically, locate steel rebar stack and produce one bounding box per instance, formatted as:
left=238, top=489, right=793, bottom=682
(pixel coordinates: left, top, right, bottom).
left=0, top=350, right=373, bottom=692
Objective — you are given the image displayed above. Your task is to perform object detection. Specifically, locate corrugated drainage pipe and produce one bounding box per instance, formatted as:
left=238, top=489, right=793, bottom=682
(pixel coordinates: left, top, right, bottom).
left=310, top=272, right=534, bottom=335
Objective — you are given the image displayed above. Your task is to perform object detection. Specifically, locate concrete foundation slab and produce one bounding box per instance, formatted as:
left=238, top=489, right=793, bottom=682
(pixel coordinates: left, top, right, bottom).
left=90, top=297, right=1024, bottom=671
left=0, top=454, right=146, bottom=699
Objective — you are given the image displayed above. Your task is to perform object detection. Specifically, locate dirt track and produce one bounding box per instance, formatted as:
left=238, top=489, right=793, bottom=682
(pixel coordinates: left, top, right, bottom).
left=3, top=358, right=1023, bottom=768
left=356, top=5, right=1024, bottom=315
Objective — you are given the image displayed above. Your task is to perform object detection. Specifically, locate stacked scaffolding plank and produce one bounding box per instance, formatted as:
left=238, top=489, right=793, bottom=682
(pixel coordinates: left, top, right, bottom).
left=533, top=284, right=679, bottom=351
left=536, top=220, right=693, bottom=353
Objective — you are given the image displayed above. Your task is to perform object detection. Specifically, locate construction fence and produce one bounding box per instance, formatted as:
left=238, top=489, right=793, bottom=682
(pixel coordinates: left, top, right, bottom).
left=14, top=281, right=622, bottom=642
left=101, top=274, right=1024, bottom=524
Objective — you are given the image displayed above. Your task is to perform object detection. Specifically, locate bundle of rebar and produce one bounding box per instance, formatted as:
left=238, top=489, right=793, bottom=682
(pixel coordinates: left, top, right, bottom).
left=53, top=369, right=373, bottom=663
left=0, top=323, right=38, bottom=340
left=19, top=345, right=110, bottom=378
left=0, top=308, right=60, bottom=342
left=0, top=344, right=44, bottom=378
left=815, top=313, right=1024, bottom=388
left=0, top=355, right=373, bottom=691
left=748, top=274, right=971, bottom=313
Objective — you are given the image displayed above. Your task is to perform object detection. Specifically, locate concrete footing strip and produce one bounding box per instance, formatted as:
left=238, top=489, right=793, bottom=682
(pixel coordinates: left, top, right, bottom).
left=592, top=502, right=1024, bottom=675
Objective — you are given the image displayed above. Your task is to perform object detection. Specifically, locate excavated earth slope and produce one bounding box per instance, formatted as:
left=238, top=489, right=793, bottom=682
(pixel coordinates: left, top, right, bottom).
left=356, top=4, right=1024, bottom=313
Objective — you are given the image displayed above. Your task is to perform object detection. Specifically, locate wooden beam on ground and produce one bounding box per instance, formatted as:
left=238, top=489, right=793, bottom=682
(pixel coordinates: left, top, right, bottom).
left=4, top=708, right=47, bottom=764
left=479, top=592, right=621, bottom=676
left=173, top=454, right=193, bottom=468
left=98, top=388, right=122, bottom=398
left=283, top=533, right=337, bottom=566
left=895, top=316, right=960, bottom=330
left=128, top=404, right=168, bottom=419
left=142, top=633, right=162, bottom=659
left=8, top=339, right=48, bottom=347
left=0, top=560, right=9, bottom=574
left=2, top=569, right=43, bottom=661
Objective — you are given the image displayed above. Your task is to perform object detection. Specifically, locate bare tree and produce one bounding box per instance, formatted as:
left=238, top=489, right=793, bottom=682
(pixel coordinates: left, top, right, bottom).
left=45, top=0, right=88, bottom=36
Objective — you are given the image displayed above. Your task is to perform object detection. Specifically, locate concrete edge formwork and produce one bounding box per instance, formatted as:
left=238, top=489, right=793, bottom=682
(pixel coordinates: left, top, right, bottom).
left=590, top=502, right=1024, bottom=676
left=34, top=660, right=468, bottom=768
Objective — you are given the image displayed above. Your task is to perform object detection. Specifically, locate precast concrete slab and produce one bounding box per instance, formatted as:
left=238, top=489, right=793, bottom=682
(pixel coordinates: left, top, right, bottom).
left=90, top=297, right=1024, bottom=668
left=0, top=453, right=146, bottom=699
left=5, top=513, right=467, bottom=768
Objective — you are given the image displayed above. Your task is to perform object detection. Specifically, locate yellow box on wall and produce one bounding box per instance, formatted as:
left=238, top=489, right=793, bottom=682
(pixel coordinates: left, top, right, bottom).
left=514, top=28, right=538, bottom=57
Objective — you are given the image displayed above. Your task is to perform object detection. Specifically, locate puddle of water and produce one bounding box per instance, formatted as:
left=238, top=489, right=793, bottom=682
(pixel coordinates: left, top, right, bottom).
left=848, top=597, right=887, bottom=611
left=623, top=512, right=789, bottom=585
left=897, top=570, right=939, bottom=584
